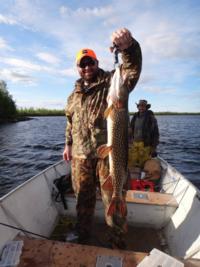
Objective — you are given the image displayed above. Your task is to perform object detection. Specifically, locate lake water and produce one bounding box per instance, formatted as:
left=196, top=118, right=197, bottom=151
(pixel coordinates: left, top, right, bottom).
left=0, top=115, right=200, bottom=197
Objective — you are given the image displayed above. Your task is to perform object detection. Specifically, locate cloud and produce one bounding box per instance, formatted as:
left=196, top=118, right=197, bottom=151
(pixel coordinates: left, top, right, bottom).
left=60, top=67, right=77, bottom=77
left=180, top=90, right=200, bottom=100
left=142, top=86, right=176, bottom=94
left=0, top=1, right=199, bottom=111
left=36, top=52, right=60, bottom=64
left=16, top=98, right=65, bottom=109
left=0, top=14, right=17, bottom=25
left=0, top=55, right=77, bottom=83
left=40, top=99, right=65, bottom=109
left=144, top=32, right=200, bottom=60
left=4, top=1, right=114, bottom=55
left=0, top=56, right=52, bottom=72
left=139, top=73, right=155, bottom=84
left=0, top=37, right=14, bottom=51
left=59, top=6, right=69, bottom=16
left=0, top=68, right=36, bottom=84
left=144, top=32, right=181, bottom=58
left=59, top=5, right=113, bottom=18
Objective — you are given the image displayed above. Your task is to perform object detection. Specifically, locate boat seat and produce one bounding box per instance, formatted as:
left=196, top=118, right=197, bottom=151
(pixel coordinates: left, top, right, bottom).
left=16, top=235, right=148, bottom=267
left=16, top=236, right=199, bottom=267
left=126, top=190, right=178, bottom=208
left=64, top=190, right=178, bottom=229
left=125, top=190, right=178, bottom=228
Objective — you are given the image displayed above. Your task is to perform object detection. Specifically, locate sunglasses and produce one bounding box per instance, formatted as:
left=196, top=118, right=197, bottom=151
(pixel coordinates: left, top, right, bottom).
left=138, top=104, right=146, bottom=107
left=78, top=58, right=96, bottom=68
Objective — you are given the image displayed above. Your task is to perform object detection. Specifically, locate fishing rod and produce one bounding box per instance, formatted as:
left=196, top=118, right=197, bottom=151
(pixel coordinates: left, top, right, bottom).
left=0, top=222, right=48, bottom=239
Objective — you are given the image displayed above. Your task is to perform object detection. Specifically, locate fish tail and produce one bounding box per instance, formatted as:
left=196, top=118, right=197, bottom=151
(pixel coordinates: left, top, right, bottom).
left=97, top=144, right=112, bottom=159
left=107, top=197, right=126, bottom=217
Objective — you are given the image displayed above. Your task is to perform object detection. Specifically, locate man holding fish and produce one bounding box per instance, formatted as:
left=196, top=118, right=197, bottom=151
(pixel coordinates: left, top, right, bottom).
left=63, top=28, right=142, bottom=249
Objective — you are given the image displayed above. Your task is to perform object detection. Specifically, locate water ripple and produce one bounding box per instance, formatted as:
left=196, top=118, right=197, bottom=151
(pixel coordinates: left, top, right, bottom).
left=0, top=115, right=200, bottom=197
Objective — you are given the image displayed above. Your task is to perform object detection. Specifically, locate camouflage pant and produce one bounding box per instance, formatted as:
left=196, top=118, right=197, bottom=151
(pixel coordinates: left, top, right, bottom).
left=71, top=157, right=127, bottom=242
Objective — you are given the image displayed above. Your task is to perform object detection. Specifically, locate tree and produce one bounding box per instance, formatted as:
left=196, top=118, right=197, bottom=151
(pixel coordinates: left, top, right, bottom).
left=0, top=80, right=17, bottom=120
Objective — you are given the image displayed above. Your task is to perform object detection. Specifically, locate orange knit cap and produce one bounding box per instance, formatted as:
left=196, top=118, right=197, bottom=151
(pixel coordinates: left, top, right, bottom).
left=76, top=48, right=97, bottom=63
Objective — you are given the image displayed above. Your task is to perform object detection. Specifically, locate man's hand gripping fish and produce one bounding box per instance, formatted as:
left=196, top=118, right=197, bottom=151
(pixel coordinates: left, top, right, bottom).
left=97, top=66, right=128, bottom=217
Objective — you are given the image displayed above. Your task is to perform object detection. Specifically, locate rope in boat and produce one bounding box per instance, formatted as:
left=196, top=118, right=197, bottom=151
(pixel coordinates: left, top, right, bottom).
left=0, top=222, right=48, bottom=239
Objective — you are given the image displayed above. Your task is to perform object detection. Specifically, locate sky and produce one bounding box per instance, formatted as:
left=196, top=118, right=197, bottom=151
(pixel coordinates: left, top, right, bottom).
left=0, top=0, right=200, bottom=112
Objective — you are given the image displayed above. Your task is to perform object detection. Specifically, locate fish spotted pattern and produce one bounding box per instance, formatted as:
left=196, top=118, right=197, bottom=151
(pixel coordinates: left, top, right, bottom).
left=97, top=66, right=128, bottom=216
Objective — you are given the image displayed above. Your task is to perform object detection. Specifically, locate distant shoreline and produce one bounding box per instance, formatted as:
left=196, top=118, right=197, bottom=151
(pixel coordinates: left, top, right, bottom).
left=130, top=112, right=200, bottom=116
left=18, top=110, right=200, bottom=116
left=0, top=116, right=33, bottom=124
left=22, top=112, right=199, bottom=116
left=16, top=108, right=200, bottom=116
left=1, top=111, right=199, bottom=124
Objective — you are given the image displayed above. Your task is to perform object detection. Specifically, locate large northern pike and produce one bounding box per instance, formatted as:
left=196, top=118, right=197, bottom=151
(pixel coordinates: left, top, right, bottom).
left=97, top=66, right=128, bottom=216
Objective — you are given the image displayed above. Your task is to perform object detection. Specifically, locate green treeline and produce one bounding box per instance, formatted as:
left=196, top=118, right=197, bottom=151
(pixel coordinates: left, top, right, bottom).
left=17, top=108, right=65, bottom=116
left=129, top=112, right=200, bottom=116
left=0, top=80, right=17, bottom=121
left=18, top=109, right=199, bottom=116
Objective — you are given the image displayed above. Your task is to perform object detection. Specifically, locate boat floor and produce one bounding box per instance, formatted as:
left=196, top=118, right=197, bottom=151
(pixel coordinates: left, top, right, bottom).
left=50, top=216, right=165, bottom=253
left=15, top=216, right=200, bottom=266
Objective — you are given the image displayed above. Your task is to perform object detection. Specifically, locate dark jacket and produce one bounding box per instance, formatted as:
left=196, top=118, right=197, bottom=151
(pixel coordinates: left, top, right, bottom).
left=130, top=110, right=159, bottom=148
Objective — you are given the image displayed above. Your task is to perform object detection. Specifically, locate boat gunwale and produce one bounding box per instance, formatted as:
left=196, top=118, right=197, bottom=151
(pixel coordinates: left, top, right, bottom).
left=158, top=156, right=200, bottom=196
left=1, top=157, right=199, bottom=203
left=0, top=159, right=65, bottom=202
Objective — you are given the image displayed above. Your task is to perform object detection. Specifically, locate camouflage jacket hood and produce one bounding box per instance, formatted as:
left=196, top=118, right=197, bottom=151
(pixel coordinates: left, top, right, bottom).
left=65, top=39, right=142, bottom=159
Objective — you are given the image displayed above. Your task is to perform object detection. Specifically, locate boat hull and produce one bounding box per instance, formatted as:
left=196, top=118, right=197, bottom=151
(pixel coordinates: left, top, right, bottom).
left=0, top=158, right=200, bottom=260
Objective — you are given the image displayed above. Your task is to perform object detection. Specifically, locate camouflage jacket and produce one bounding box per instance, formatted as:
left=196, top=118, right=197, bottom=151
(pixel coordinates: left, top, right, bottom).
left=65, top=38, right=142, bottom=159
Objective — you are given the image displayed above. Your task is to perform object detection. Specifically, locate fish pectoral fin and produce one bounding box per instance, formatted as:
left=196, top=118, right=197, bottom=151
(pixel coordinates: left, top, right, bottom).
left=107, top=197, right=126, bottom=217
left=104, top=105, right=114, bottom=118
left=97, top=145, right=112, bottom=159
left=102, top=175, right=113, bottom=191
